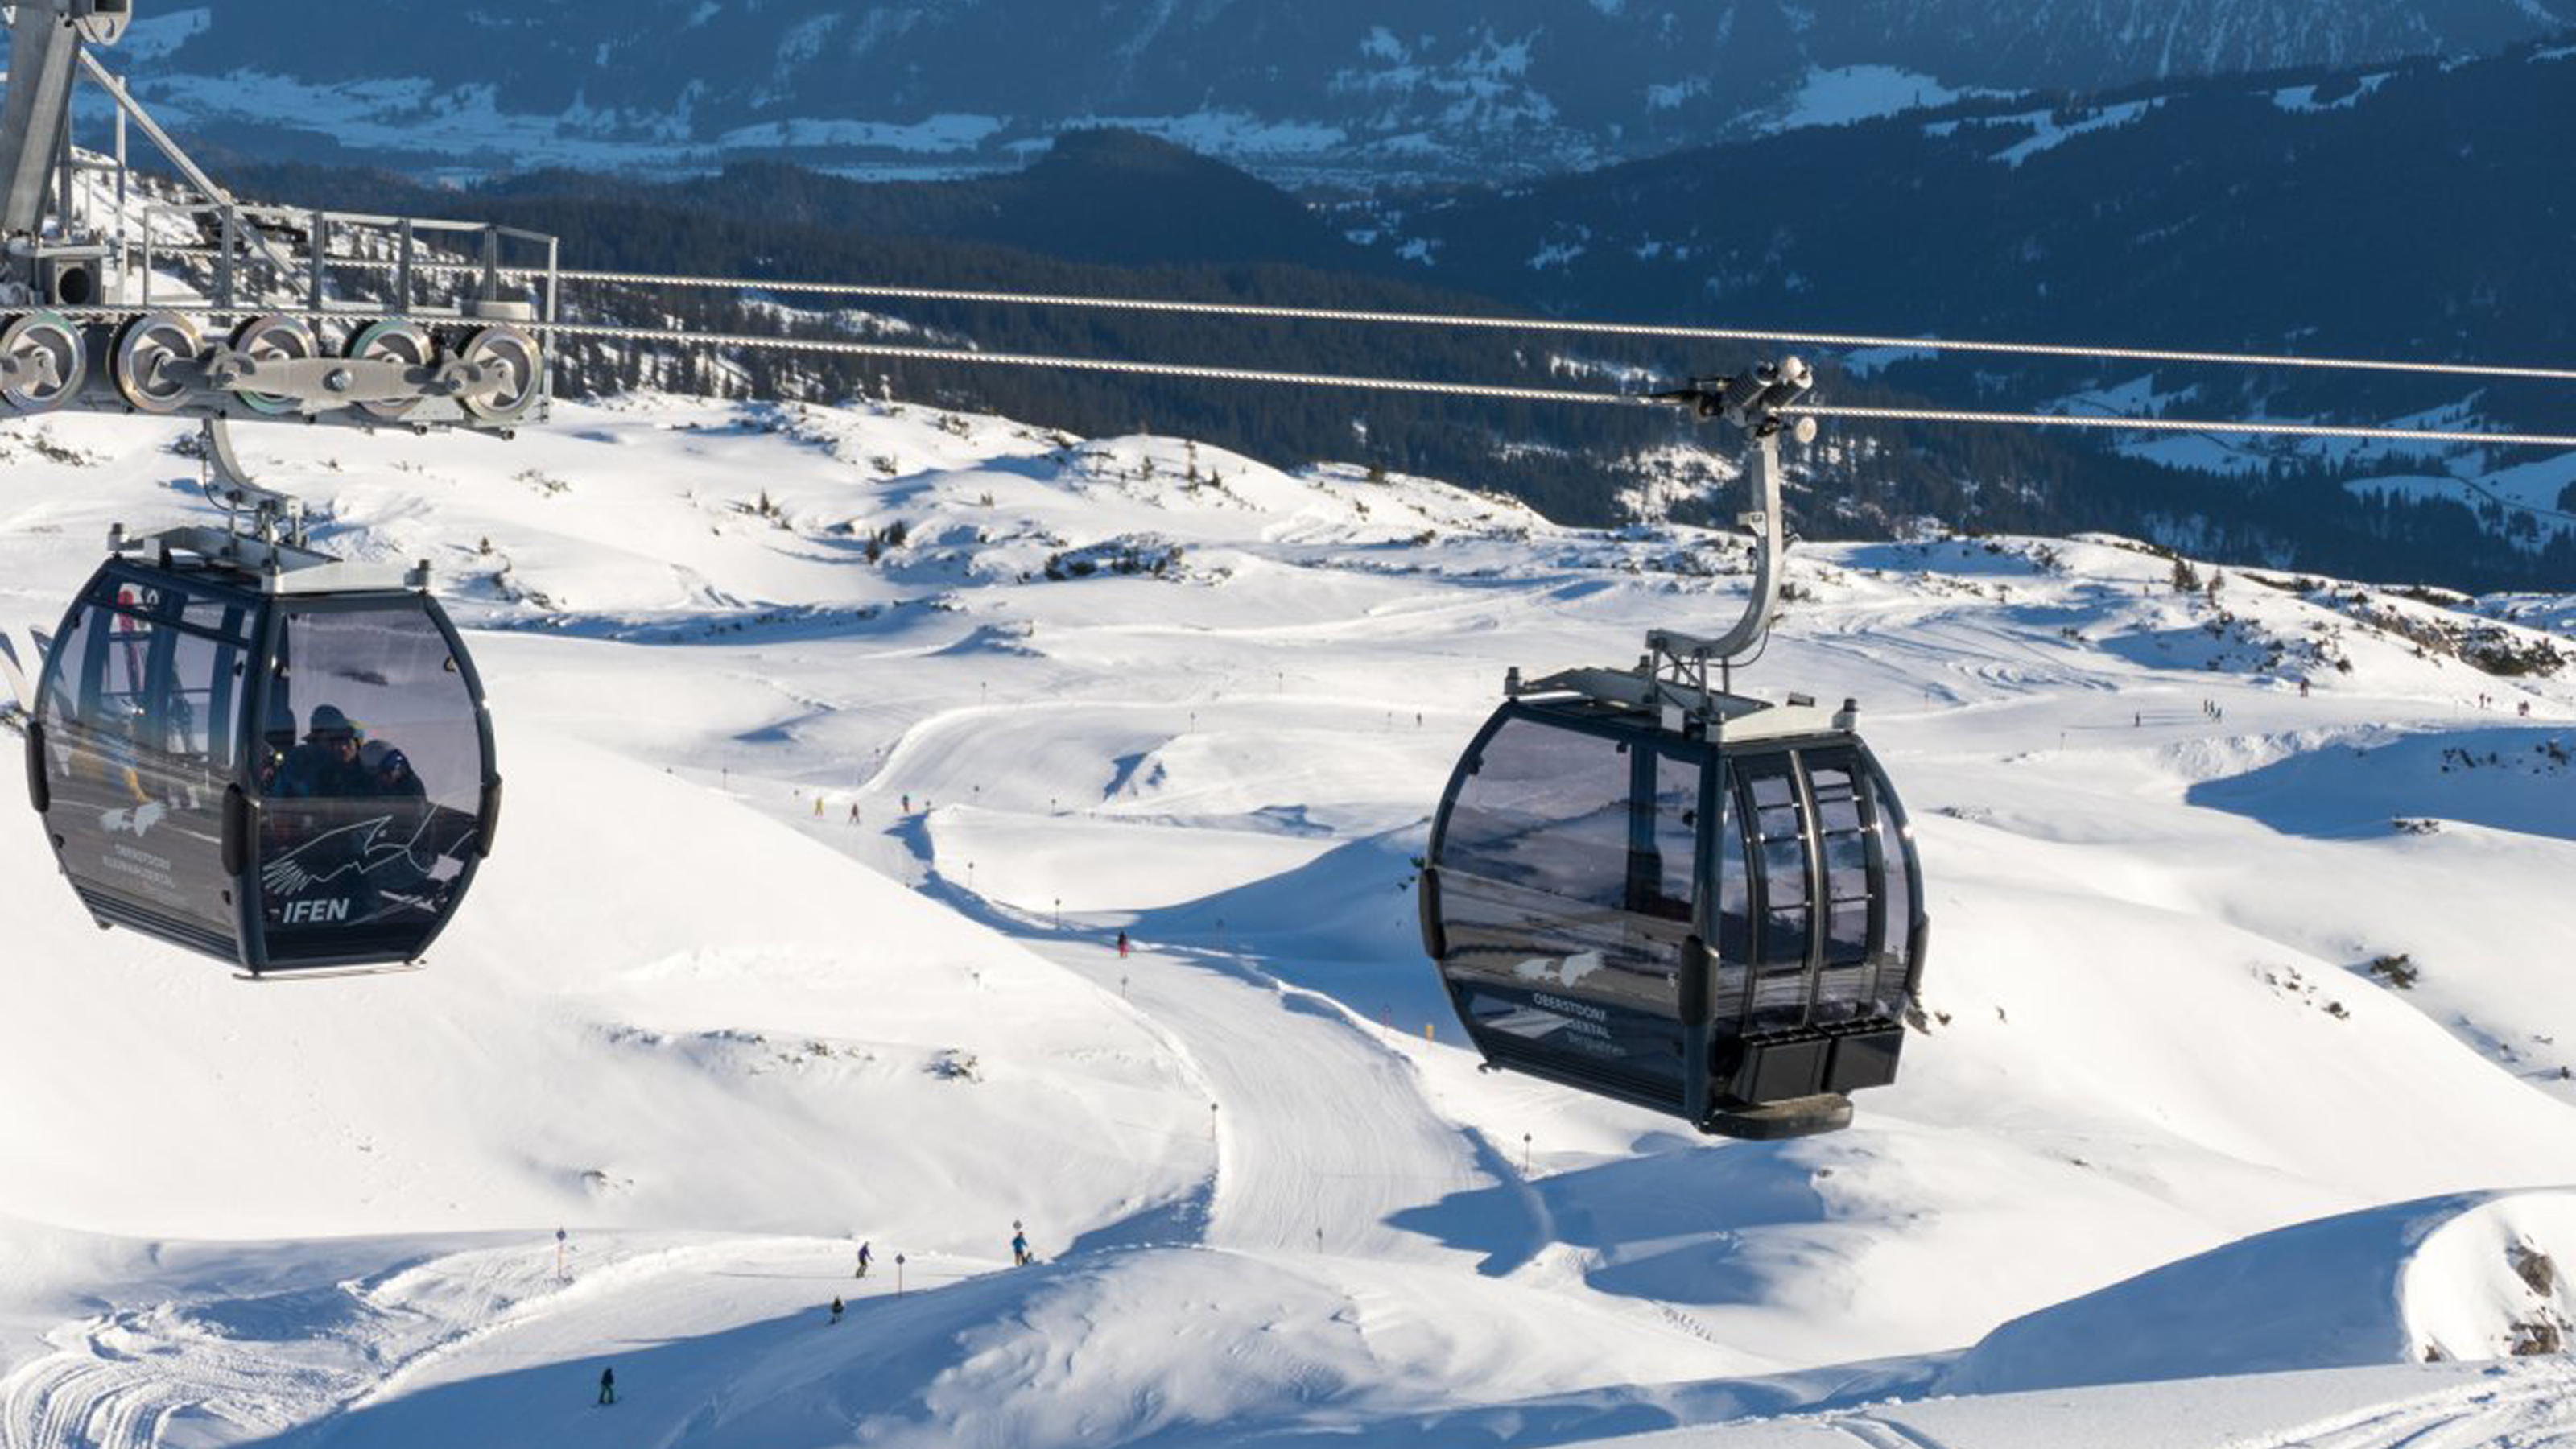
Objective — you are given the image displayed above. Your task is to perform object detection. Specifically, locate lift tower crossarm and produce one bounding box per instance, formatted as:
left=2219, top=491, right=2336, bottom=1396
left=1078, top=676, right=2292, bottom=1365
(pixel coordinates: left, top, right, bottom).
left=0, top=3, right=303, bottom=305
left=74, top=44, right=300, bottom=287
left=0, top=2, right=89, bottom=236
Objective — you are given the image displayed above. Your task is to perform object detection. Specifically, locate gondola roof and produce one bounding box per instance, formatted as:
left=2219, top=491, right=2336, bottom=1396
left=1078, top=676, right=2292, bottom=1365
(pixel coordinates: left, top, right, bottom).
left=1507, top=662, right=1857, bottom=745
left=104, top=524, right=430, bottom=598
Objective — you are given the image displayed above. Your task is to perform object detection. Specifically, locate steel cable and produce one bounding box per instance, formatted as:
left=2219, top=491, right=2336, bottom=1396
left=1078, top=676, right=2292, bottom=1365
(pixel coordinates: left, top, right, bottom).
left=47, top=304, right=2576, bottom=450
left=1783, top=404, right=2576, bottom=451
left=141, top=246, right=2576, bottom=386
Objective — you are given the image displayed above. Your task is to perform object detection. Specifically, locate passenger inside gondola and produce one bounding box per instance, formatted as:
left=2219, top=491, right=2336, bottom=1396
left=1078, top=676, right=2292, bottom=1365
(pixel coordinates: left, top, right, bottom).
left=275, top=705, right=373, bottom=798
left=360, top=741, right=425, bottom=799
left=274, top=707, right=423, bottom=801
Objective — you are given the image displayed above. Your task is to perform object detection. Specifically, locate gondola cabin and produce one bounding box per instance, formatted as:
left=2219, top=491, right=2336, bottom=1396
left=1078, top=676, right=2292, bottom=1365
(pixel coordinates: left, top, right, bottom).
left=24, top=527, right=499, bottom=976
left=1421, top=663, right=1926, bottom=1139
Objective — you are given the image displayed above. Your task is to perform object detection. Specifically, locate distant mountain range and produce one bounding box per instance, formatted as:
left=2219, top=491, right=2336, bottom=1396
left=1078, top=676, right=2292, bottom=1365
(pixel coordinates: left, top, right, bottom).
left=214, top=35, right=2576, bottom=592
left=1364, top=40, right=2576, bottom=388
left=54, top=0, right=2574, bottom=187
left=1352, top=39, right=2576, bottom=552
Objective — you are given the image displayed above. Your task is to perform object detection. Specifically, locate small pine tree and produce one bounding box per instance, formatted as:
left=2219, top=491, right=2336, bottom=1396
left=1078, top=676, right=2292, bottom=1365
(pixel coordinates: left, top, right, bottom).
left=2171, top=556, right=2202, bottom=593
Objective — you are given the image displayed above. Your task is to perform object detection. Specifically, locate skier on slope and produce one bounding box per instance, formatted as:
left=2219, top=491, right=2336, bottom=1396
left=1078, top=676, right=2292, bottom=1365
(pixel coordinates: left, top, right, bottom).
left=1117, top=931, right=1129, bottom=960
left=830, top=1296, right=844, bottom=1324
left=856, top=1241, right=873, bottom=1278
left=1011, top=1228, right=1031, bottom=1267
left=597, top=1366, right=617, bottom=1406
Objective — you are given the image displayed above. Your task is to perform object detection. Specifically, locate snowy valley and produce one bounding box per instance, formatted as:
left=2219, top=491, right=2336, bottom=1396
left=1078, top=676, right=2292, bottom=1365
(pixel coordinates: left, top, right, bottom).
left=0, top=394, right=2571, bottom=1446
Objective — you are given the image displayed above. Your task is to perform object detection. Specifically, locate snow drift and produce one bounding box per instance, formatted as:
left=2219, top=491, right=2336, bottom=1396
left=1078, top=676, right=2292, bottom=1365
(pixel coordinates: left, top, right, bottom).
left=1947, top=1190, right=2576, bottom=1393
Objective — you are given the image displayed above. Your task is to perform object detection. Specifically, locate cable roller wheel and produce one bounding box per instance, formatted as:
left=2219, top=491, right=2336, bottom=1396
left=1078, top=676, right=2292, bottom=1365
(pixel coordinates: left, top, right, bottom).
left=349, top=320, right=434, bottom=422
left=229, top=315, right=317, bottom=416
left=112, top=312, right=204, bottom=415
left=0, top=312, right=86, bottom=412
left=458, top=325, right=543, bottom=423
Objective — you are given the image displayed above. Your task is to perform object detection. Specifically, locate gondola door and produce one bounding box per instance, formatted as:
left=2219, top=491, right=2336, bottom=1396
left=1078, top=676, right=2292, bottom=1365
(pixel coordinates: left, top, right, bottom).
left=1733, top=752, right=1817, bottom=1034
left=35, top=572, right=254, bottom=960
left=1704, top=744, right=1921, bottom=1109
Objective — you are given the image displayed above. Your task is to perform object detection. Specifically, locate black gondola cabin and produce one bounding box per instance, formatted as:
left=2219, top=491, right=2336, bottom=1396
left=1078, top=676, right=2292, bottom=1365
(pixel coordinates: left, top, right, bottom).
left=24, top=528, right=499, bottom=975
left=1422, top=670, right=1926, bottom=1138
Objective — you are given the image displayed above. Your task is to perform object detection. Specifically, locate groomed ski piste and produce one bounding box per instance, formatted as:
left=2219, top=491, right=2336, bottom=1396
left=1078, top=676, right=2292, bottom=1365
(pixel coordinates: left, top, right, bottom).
left=1, top=394, right=2572, bottom=1448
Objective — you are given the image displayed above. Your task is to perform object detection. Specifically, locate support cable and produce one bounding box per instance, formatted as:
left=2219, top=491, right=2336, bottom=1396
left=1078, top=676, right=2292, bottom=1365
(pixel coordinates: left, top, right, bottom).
left=1781, top=404, right=2576, bottom=452
left=137, top=247, right=2576, bottom=387
left=45, top=303, right=2576, bottom=450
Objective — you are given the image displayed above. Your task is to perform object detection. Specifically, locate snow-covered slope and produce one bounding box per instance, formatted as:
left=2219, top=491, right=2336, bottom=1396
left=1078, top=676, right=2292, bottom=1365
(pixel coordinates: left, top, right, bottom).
left=0, top=395, right=2571, bottom=1446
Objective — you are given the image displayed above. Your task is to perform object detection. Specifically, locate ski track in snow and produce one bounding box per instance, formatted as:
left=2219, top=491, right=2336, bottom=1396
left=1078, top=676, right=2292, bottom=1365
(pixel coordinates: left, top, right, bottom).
left=0, top=1241, right=716, bottom=1449
left=1042, top=938, right=1497, bottom=1263
left=1, top=1307, right=338, bottom=1449
left=2254, top=1364, right=2576, bottom=1449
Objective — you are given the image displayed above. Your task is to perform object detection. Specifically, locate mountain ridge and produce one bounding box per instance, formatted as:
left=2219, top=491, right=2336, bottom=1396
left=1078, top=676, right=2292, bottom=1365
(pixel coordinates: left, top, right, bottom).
left=203, top=34, right=2576, bottom=592
left=60, top=0, right=2575, bottom=186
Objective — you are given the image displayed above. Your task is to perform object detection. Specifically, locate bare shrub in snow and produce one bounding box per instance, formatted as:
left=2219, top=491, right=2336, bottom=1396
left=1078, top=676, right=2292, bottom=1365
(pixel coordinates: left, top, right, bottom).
left=2366, top=954, right=2421, bottom=989
left=2508, top=1317, right=2563, bottom=1356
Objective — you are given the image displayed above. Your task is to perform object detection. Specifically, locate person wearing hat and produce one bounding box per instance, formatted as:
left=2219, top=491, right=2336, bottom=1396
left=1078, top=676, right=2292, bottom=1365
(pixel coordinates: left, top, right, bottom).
left=276, top=705, right=373, bottom=799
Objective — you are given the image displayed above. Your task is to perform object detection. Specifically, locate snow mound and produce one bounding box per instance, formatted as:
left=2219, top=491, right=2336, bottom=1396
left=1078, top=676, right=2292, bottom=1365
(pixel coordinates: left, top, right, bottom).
left=935, top=620, right=1044, bottom=657
left=1140, top=829, right=1426, bottom=965
left=1946, top=1189, right=2576, bottom=1393
left=2189, top=726, right=2576, bottom=840
left=929, top=805, right=1337, bottom=914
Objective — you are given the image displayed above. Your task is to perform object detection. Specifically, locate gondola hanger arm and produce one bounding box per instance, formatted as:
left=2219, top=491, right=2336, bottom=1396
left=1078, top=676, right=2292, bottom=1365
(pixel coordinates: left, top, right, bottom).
left=1645, top=357, right=1818, bottom=671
